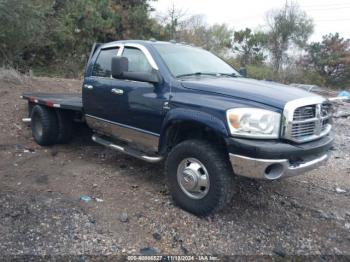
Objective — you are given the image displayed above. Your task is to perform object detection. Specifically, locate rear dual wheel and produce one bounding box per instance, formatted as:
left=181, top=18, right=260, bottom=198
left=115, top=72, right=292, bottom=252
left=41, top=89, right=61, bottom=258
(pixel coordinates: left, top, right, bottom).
left=31, top=105, right=73, bottom=146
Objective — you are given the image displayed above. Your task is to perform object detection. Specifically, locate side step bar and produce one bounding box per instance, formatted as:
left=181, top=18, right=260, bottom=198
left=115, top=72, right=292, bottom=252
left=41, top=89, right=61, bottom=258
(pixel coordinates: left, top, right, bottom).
left=92, top=134, right=163, bottom=163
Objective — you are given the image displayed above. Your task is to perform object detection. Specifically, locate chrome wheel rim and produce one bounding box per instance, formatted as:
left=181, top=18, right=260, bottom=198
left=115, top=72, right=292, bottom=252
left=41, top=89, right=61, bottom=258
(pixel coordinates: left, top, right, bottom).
left=177, top=158, right=210, bottom=199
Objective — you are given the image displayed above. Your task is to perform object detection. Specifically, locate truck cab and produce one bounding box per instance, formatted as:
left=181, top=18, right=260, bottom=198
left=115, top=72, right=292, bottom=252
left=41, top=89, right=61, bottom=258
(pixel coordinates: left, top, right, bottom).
left=23, top=40, right=333, bottom=216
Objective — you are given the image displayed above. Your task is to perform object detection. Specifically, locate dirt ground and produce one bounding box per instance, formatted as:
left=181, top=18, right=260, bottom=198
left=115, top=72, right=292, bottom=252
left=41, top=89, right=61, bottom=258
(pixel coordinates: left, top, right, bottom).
left=0, top=77, right=349, bottom=259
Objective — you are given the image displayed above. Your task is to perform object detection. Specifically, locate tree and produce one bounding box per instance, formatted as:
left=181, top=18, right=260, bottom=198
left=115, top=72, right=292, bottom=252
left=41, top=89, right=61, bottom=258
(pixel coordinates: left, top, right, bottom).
left=157, top=3, right=186, bottom=40
left=206, top=24, right=233, bottom=55
left=0, top=0, right=157, bottom=75
left=177, top=14, right=208, bottom=45
left=175, top=15, right=233, bottom=56
left=265, top=1, right=314, bottom=73
left=110, top=0, right=156, bottom=39
left=304, top=33, right=350, bottom=87
left=233, top=28, right=268, bottom=66
left=0, top=0, right=51, bottom=66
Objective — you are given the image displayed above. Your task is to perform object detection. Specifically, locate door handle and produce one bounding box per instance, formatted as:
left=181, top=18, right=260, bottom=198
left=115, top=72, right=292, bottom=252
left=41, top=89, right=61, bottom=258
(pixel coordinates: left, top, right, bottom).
left=111, top=88, right=124, bottom=95
left=84, top=84, right=93, bottom=90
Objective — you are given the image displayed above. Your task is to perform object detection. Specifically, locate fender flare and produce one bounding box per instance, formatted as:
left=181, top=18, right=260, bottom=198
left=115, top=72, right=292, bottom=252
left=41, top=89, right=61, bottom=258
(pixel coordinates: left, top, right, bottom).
left=159, top=108, right=229, bottom=152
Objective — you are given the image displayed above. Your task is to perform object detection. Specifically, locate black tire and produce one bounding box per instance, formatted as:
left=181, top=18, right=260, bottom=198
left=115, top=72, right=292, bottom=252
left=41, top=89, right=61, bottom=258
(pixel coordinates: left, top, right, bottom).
left=56, top=110, right=74, bottom=144
left=31, top=105, right=59, bottom=146
left=165, top=139, right=234, bottom=216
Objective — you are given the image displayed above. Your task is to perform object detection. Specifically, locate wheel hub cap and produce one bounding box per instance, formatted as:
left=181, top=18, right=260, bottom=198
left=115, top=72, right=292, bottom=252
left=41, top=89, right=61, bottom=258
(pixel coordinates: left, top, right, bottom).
left=177, top=158, right=210, bottom=199
left=181, top=169, right=198, bottom=191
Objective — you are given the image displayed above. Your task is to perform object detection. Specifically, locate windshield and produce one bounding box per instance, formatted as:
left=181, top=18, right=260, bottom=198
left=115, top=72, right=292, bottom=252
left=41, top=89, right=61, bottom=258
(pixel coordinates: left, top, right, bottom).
left=153, top=44, right=239, bottom=78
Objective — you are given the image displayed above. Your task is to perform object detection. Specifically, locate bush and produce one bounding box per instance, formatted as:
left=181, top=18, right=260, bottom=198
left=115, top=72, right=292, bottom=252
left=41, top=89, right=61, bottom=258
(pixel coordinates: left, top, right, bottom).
left=302, top=70, right=326, bottom=87
left=0, top=67, right=32, bottom=85
left=225, top=57, right=276, bottom=81
left=245, top=64, right=275, bottom=80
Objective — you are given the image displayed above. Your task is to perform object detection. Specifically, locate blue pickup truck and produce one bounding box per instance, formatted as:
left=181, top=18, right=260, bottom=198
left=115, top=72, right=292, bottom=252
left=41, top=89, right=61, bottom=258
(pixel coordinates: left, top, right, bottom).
left=22, top=40, right=333, bottom=216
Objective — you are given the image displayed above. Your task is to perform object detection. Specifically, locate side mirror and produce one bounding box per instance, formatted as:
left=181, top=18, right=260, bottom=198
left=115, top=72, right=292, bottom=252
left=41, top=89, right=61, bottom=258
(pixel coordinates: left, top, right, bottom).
left=111, top=56, right=160, bottom=84
left=239, top=67, right=247, bottom=78
left=111, top=56, right=128, bottom=78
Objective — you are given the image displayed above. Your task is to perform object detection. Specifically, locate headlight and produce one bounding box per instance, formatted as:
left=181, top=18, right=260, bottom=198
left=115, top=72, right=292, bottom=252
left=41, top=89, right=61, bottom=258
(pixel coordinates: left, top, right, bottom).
left=226, top=108, right=281, bottom=138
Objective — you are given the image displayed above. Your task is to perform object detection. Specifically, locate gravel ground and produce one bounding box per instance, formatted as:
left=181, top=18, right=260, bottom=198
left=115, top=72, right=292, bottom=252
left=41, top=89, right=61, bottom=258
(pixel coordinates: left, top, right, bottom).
left=0, top=77, right=349, bottom=259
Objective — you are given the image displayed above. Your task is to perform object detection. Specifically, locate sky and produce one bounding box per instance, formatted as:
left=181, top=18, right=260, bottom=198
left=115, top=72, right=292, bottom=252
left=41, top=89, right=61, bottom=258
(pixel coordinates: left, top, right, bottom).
left=151, top=0, right=350, bottom=42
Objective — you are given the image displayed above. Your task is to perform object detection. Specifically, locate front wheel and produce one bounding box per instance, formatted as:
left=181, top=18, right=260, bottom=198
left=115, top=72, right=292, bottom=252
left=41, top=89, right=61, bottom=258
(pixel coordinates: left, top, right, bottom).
left=165, top=139, right=235, bottom=216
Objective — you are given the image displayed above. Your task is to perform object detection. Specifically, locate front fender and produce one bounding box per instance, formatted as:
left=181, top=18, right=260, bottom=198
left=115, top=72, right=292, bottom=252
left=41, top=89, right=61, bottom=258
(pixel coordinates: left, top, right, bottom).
left=159, top=108, right=229, bottom=151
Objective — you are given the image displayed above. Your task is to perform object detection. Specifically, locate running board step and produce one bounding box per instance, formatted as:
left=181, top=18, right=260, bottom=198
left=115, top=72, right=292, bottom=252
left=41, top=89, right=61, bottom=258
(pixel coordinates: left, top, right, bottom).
left=92, top=134, right=163, bottom=163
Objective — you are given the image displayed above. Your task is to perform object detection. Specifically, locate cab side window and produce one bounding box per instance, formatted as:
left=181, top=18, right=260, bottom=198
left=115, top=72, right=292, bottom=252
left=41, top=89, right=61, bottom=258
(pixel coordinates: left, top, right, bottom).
left=92, top=48, right=119, bottom=77
left=122, top=47, right=152, bottom=73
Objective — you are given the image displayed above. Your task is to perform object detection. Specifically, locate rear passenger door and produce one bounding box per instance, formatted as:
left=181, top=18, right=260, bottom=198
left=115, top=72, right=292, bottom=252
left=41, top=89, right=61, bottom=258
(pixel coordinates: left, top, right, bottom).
left=83, top=46, right=124, bottom=121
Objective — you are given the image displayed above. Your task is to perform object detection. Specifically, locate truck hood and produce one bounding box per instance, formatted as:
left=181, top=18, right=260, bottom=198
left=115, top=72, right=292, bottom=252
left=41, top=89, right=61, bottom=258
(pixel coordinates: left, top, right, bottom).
left=181, top=77, right=319, bottom=109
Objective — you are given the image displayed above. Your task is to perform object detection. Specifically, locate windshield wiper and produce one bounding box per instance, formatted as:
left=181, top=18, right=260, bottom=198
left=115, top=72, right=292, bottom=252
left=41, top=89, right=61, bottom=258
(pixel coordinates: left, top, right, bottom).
left=216, top=73, right=240, bottom=78
left=176, top=72, right=217, bottom=78
left=176, top=72, right=240, bottom=78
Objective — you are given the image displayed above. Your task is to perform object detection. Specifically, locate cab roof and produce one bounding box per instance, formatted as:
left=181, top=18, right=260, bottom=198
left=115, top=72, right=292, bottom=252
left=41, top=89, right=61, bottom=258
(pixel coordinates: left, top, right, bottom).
left=100, top=40, right=190, bottom=49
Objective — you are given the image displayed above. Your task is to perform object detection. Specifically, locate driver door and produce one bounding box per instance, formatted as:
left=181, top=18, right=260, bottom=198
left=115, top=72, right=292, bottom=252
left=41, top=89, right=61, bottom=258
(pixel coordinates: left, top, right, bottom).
left=115, top=46, right=167, bottom=134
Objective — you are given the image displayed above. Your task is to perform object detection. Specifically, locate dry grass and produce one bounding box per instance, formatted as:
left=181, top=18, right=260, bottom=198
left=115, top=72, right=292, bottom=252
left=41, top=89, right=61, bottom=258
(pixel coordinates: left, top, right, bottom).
left=0, top=67, right=32, bottom=85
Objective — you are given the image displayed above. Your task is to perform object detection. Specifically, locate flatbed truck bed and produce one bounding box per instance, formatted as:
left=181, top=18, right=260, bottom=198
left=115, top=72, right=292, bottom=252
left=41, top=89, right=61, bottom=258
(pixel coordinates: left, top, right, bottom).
left=21, top=92, right=83, bottom=112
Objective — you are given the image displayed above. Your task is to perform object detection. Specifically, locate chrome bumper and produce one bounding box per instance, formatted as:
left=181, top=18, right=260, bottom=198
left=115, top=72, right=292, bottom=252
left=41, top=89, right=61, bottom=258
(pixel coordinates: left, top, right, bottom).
left=229, top=153, right=330, bottom=180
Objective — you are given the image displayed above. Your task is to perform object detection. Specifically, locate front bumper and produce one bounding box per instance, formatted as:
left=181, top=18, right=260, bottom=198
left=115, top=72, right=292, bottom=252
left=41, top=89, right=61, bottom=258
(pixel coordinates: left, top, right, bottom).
left=229, top=152, right=329, bottom=180
left=226, top=135, right=333, bottom=180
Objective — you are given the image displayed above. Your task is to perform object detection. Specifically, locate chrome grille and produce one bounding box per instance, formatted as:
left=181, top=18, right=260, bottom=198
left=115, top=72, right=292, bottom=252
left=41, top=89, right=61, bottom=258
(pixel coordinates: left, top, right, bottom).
left=293, top=105, right=316, bottom=121
left=321, top=119, right=330, bottom=131
left=283, top=97, right=332, bottom=143
left=291, top=121, right=316, bottom=138
left=321, top=103, right=332, bottom=118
